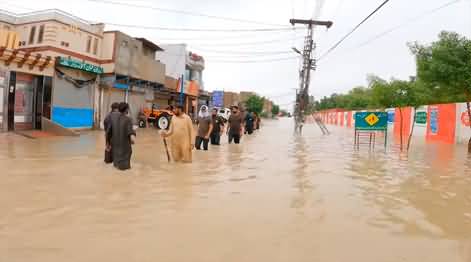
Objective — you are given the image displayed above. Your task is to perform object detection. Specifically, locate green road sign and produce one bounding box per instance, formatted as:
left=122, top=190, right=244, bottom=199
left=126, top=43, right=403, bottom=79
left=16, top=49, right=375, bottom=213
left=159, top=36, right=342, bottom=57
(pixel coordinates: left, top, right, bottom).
left=355, top=112, right=388, bottom=131
left=415, top=111, right=427, bottom=124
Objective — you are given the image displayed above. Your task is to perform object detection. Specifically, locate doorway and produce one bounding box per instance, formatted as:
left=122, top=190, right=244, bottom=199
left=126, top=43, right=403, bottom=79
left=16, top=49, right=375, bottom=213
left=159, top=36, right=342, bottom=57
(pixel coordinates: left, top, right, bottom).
left=7, top=72, right=52, bottom=131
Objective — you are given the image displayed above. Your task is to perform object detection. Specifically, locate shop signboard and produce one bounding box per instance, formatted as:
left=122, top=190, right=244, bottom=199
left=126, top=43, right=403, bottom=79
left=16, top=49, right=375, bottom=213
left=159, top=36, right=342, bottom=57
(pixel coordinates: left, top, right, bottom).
left=212, top=90, right=224, bottom=108
left=57, top=57, right=104, bottom=74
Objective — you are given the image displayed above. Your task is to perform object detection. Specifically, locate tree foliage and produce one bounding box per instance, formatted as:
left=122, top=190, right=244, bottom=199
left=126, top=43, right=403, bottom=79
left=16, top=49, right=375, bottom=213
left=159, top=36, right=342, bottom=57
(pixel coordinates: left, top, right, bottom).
left=245, top=95, right=264, bottom=114
left=271, top=104, right=280, bottom=116
left=316, top=31, right=470, bottom=111
left=409, top=31, right=471, bottom=98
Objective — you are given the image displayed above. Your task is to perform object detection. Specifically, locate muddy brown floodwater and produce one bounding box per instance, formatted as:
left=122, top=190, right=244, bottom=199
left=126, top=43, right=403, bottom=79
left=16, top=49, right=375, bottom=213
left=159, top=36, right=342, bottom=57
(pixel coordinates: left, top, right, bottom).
left=1, top=119, right=471, bottom=262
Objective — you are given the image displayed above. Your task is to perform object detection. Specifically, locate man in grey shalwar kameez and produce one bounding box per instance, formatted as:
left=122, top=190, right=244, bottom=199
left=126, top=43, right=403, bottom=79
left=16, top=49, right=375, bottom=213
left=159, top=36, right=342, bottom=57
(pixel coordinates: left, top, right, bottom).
left=106, top=102, right=136, bottom=171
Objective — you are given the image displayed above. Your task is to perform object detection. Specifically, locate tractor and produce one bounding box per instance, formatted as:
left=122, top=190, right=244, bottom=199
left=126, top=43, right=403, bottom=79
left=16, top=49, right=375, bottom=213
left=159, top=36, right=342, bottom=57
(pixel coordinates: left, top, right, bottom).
left=138, top=104, right=173, bottom=130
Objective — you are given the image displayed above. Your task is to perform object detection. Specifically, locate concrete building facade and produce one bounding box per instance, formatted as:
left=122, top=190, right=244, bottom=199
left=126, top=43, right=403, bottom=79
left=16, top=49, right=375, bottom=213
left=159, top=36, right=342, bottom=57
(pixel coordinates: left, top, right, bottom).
left=99, top=31, right=166, bottom=126
left=0, top=9, right=102, bottom=131
left=156, top=44, right=205, bottom=118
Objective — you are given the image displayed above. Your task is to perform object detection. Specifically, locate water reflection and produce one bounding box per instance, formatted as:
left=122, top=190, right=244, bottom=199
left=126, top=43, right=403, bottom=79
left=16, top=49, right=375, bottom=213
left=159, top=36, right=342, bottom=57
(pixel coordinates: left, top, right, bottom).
left=1, top=121, right=471, bottom=262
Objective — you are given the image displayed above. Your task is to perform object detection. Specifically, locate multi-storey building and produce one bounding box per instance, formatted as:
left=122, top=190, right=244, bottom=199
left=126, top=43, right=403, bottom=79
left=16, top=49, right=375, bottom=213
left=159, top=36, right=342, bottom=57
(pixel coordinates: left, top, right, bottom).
left=99, top=31, right=166, bottom=126
left=0, top=9, right=105, bottom=131
left=0, top=9, right=168, bottom=131
left=156, top=44, right=205, bottom=118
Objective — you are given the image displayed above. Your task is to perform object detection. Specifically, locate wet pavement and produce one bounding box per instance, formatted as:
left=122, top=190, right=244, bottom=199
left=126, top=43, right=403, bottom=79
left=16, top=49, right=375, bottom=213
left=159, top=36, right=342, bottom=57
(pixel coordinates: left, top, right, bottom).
left=1, top=119, right=471, bottom=262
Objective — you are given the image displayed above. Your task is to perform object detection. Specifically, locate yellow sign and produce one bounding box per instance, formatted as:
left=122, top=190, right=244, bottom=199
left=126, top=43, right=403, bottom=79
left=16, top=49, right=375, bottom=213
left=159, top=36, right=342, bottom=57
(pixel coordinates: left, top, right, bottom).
left=365, top=113, right=379, bottom=126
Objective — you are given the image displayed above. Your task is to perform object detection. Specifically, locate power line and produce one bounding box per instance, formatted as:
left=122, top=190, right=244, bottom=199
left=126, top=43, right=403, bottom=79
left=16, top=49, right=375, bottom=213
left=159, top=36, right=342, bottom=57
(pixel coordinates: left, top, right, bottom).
left=331, top=0, right=346, bottom=21
left=85, top=0, right=287, bottom=27
left=155, top=31, right=297, bottom=42
left=105, top=22, right=301, bottom=32
left=354, top=0, right=463, bottom=49
left=312, top=0, right=327, bottom=19
left=207, top=56, right=299, bottom=63
left=318, top=0, right=391, bottom=60
left=318, top=0, right=463, bottom=63
left=179, top=35, right=304, bottom=47
left=1, top=2, right=301, bottom=33
left=189, top=48, right=293, bottom=55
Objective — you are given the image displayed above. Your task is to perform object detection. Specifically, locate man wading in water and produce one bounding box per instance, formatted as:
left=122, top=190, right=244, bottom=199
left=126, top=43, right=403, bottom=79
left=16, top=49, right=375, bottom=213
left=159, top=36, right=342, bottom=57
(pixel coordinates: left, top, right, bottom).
left=210, top=108, right=225, bottom=145
left=227, top=106, right=244, bottom=144
left=104, top=102, right=120, bottom=164
left=106, top=102, right=136, bottom=171
left=195, top=105, right=213, bottom=150
left=160, top=105, right=195, bottom=163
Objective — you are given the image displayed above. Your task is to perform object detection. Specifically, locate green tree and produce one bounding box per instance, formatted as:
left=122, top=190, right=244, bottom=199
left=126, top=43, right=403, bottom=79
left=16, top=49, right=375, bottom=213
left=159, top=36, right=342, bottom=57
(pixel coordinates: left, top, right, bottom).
left=271, top=104, right=280, bottom=116
left=410, top=31, right=471, bottom=152
left=245, top=95, right=264, bottom=114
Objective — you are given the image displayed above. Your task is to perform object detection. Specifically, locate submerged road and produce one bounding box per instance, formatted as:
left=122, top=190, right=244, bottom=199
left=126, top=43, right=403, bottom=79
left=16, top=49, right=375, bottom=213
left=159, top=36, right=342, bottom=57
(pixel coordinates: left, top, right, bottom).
left=1, top=119, right=471, bottom=262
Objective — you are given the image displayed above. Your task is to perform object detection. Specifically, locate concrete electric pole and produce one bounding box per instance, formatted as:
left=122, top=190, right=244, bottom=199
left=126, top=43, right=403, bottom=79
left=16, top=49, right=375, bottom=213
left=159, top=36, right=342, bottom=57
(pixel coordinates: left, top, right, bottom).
left=289, top=19, right=332, bottom=134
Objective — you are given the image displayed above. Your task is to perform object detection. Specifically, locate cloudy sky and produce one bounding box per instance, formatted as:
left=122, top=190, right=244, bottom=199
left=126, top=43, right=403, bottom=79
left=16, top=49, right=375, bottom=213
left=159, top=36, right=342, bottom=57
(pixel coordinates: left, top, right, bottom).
left=3, top=0, right=470, bottom=110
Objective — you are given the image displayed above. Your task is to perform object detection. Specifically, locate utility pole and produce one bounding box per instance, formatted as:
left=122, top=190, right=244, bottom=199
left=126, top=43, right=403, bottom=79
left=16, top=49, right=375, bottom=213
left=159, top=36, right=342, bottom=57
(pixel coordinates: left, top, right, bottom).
left=290, top=19, right=332, bottom=134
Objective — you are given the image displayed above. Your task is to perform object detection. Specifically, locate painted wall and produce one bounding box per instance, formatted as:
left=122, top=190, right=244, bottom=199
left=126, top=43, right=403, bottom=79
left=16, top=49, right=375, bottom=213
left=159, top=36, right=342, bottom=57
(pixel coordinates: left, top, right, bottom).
left=52, top=107, right=93, bottom=128
left=14, top=20, right=104, bottom=59
left=319, top=102, right=471, bottom=145
left=393, top=107, right=412, bottom=143
left=426, top=103, right=456, bottom=144
left=455, top=103, right=471, bottom=144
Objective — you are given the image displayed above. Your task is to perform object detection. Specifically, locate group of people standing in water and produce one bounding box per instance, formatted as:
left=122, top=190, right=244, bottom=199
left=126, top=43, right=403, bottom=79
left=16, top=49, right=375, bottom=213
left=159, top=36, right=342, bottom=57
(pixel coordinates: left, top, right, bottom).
left=104, top=102, right=261, bottom=170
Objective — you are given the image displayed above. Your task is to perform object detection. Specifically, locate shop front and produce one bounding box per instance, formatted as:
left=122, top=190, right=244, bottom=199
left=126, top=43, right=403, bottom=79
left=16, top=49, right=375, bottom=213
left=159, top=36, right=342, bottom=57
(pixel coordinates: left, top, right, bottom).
left=52, top=57, right=103, bottom=129
left=3, top=71, right=53, bottom=132
left=0, top=45, right=54, bottom=132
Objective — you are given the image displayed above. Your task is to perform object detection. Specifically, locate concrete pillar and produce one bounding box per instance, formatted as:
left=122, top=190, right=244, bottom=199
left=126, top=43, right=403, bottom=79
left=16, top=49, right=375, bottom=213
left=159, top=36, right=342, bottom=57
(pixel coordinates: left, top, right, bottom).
left=2, top=71, right=11, bottom=132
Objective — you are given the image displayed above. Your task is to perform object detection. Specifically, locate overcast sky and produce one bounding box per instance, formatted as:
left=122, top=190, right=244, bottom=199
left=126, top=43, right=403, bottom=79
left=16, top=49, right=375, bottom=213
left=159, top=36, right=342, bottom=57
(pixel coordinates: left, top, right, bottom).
left=3, top=0, right=470, bottom=110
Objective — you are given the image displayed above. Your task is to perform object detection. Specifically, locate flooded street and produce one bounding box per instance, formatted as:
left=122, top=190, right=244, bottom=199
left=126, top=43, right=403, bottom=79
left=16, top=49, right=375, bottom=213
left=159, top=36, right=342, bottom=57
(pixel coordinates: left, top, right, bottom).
left=2, top=119, right=471, bottom=262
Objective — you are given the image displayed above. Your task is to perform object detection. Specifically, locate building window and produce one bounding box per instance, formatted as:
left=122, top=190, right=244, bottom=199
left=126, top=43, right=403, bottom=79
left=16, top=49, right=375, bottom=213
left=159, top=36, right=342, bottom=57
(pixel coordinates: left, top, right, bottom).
left=61, top=41, right=70, bottom=47
left=121, top=40, right=128, bottom=47
left=86, top=36, right=92, bottom=53
left=93, top=38, right=98, bottom=55
left=37, top=25, right=45, bottom=43
left=28, top=26, right=36, bottom=44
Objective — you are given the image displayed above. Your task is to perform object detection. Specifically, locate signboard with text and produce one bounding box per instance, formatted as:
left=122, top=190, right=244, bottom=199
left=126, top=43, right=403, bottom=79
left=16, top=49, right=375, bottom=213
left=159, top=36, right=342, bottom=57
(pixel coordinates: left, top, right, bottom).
left=355, top=112, right=388, bottom=131
left=212, top=91, right=224, bottom=108
left=415, top=111, right=427, bottom=125
left=57, top=57, right=104, bottom=74
left=430, top=107, right=438, bottom=134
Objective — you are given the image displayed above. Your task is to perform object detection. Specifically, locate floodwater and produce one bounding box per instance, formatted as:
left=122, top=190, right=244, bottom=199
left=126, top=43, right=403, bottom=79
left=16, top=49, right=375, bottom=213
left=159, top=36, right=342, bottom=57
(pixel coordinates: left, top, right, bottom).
left=1, top=119, right=471, bottom=262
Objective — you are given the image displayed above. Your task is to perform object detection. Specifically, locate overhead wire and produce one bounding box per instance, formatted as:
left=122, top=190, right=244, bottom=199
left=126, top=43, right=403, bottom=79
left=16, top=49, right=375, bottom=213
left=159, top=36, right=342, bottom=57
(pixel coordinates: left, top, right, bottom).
left=207, top=56, right=299, bottom=63
left=318, top=0, right=391, bottom=61
left=353, top=0, right=463, bottom=49
left=85, top=0, right=287, bottom=27
left=104, top=22, right=301, bottom=32
left=1, top=1, right=300, bottom=33
left=317, top=0, right=463, bottom=63
left=331, top=0, right=346, bottom=21
left=188, top=48, right=293, bottom=55
left=162, top=34, right=305, bottom=47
